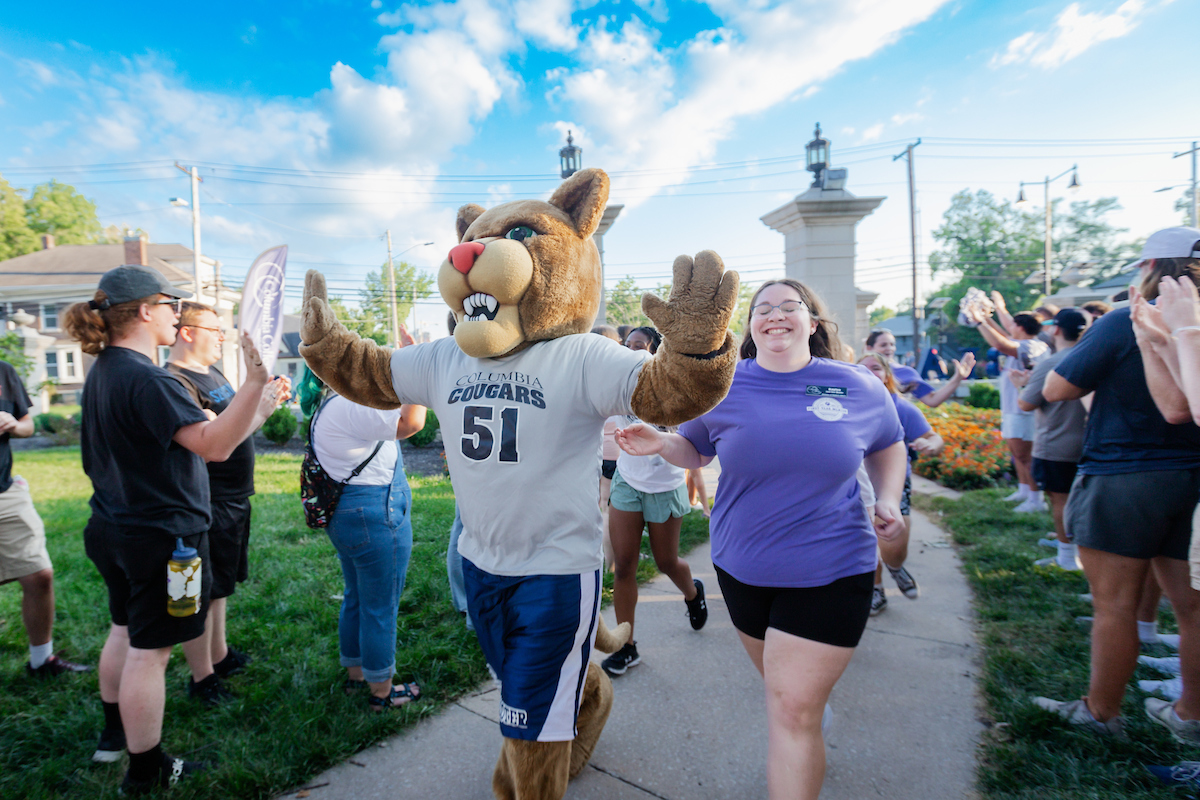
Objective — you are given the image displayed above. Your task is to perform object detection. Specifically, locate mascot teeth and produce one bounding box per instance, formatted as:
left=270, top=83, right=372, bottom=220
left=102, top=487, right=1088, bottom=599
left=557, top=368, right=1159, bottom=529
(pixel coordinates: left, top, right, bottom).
left=463, top=292, right=500, bottom=322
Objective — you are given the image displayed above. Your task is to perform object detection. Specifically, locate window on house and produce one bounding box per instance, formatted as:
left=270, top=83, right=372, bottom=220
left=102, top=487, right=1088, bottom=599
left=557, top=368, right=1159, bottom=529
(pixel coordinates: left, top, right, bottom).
left=41, top=303, right=58, bottom=330
left=64, top=351, right=77, bottom=381
left=45, top=351, right=59, bottom=381
left=287, top=362, right=297, bottom=378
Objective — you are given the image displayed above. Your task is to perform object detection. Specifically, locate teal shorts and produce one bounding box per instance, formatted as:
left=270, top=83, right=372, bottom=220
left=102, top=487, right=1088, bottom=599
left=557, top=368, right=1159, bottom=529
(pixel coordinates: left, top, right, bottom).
left=609, top=470, right=690, bottom=524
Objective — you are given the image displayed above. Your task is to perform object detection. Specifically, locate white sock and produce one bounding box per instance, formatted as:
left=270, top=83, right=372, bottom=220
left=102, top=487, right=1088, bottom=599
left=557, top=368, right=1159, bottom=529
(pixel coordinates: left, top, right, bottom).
left=29, top=641, right=52, bottom=669
left=1027, top=489, right=1043, bottom=504
left=1138, top=620, right=1159, bottom=644
left=1016, top=484, right=1030, bottom=499
left=1056, top=541, right=1077, bottom=569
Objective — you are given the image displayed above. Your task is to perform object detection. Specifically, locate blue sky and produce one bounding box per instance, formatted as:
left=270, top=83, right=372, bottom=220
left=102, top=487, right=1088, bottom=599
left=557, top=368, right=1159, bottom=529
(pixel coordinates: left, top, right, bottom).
left=2, top=0, right=1199, bottom=338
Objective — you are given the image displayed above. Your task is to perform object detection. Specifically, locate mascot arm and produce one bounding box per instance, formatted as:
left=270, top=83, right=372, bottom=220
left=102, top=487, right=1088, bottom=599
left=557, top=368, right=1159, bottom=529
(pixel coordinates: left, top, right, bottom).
left=298, top=270, right=403, bottom=410
left=632, top=251, right=740, bottom=427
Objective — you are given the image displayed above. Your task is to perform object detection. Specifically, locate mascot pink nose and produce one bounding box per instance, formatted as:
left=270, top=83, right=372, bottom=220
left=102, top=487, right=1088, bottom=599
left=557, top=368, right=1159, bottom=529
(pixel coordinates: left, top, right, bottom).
left=449, top=241, right=486, bottom=274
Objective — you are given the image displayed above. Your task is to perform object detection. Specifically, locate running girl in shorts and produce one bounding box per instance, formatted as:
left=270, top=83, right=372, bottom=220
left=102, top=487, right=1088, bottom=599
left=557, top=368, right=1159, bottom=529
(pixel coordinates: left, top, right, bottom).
left=616, top=280, right=907, bottom=800
left=602, top=327, right=707, bottom=676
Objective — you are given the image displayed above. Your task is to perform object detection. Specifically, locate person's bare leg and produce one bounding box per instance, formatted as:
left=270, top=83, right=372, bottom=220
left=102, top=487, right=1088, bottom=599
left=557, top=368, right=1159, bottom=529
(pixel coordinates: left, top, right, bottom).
left=16, top=569, right=55, bottom=646
left=1048, top=492, right=1069, bottom=541
left=646, top=516, right=697, bottom=601
left=180, top=631, right=215, bottom=683
left=762, top=629, right=855, bottom=800
left=1078, top=546, right=1150, bottom=720
left=1008, top=438, right=1035, bottom=491
left=608, top=508, right=646, bottom=640
left=99, top=624, right=130, bottom=704
left=119, top=645, right=173, bottom=753
left=600, top=477, right=614, bottom=572
left=736, top=629, right=766, bottom=676
left=1152, top=557, right=1200, bottom=719
left=208, top=597, right=228, bottom=665
left=1138, top=570, right=1163, bottom=625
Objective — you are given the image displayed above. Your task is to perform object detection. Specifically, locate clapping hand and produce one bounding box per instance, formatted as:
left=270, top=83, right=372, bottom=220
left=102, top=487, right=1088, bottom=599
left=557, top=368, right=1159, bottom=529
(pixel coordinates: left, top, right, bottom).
left=1158, top=276, right=1200, bottom=334
left=257, top=376, right=291, bottom=418
left=1130, top=286, right=1173, bottom=350
left=1008, top=368, right=1030, bottom=388
left=953, top=351, right=977, bottom=379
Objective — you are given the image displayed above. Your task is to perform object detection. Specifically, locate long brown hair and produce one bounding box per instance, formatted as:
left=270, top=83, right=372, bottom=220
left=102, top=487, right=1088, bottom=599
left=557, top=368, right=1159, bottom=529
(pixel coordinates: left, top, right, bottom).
left=739, top=278, right=843, bottom=361
left=1139, top=257, right=1200, bottom=301
left=62, top=290, right=156, bottom=355
left=858, top=352, right=898, bottom=393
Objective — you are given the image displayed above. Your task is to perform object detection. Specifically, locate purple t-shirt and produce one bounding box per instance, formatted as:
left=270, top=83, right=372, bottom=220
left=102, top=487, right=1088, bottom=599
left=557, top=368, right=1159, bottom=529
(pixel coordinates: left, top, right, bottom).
left=892, top=393, right=932, bottom=476
left=891, top=364, right=933, bottom=399
left=679, top=358, right=904, bottom=588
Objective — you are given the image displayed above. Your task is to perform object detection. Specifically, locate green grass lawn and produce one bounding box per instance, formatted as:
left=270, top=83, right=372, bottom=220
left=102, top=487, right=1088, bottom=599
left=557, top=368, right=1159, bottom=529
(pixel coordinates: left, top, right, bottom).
left=916, top=489, right=1189, bottom=799
left=0, top=448, right=709, bottom=799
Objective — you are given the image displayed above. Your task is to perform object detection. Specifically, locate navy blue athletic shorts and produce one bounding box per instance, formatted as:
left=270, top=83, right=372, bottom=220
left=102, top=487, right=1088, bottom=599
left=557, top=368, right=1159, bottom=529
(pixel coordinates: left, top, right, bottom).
left=462, top=557, right=601, bottom=741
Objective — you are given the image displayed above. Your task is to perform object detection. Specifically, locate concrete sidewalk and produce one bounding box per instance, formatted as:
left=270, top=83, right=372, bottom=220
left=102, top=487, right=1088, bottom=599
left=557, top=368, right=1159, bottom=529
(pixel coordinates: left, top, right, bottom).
left=289, top=482, right=981, bottom=799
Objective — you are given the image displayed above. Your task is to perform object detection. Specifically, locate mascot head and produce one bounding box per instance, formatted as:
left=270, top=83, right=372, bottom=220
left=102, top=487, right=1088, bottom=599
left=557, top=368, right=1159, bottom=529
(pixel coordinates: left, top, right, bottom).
left=438, top=168, right=608, bottom=358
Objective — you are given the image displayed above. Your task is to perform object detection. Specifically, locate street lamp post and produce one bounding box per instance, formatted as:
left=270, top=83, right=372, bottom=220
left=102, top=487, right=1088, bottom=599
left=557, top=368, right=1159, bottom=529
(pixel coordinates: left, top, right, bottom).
left=384, top=236, right=434, bottom=345
left=1016, top=165, right=1081, bottom=298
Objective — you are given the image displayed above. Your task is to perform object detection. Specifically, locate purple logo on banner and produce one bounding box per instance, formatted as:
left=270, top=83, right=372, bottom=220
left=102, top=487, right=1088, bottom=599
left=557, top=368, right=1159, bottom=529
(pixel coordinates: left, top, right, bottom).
left=238, top=244, right=287, bottom=377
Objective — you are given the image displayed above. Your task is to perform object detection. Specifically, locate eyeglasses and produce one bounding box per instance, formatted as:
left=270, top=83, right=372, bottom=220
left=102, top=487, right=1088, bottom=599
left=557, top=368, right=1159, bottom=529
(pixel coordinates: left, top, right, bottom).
left=186, top=324, right=226, bottom=337
left=155, top=298, right=182, bottom=314
left=751, top=300, right=805, bottom=317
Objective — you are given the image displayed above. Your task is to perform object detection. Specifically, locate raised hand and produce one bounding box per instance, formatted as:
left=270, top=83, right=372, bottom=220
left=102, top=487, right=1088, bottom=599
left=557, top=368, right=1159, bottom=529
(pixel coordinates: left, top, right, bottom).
left=300, top=269, right=338, bottom=345
left=641, top=251, right=739, bottom=355
left=954, top=351, right=977, bottom=379
left=1130, top=286, right=1172, bottom=349
left=1159, top=276, right=1200, bottom=333
left=397, top=323, right=416, bottom=348
left=257, top=376, right=290, bottom=418
left=240, top=332, right=269, bottom=385
left=613, top=423, right=665, bottom=457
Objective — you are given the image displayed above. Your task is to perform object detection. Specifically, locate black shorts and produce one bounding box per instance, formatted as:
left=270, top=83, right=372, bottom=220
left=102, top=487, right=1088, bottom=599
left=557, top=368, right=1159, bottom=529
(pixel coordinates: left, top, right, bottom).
left=601, top=459, right=617, bottom=481
left=84, top=519, right=211, bottom=650
left=209, top=497, right=252, bottom=599
left=715, top=565, right=875, bottom=648
left=1032, top=458, right=1078, bottom=494
left=1066, top=469, right=1200, bottom=561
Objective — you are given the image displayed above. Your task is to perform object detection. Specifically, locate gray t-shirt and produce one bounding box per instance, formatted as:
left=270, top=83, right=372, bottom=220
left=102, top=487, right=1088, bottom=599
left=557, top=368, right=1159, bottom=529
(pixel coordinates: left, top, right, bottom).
left=1019, top=348, right=1086, bottom=462
left=390, top=334, right=646, bottom=576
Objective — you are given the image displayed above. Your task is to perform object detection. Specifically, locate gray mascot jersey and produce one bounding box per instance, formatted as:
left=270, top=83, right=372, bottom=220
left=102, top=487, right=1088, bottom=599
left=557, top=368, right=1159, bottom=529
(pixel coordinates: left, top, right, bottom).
left=391, top=333, right=648, bottom=576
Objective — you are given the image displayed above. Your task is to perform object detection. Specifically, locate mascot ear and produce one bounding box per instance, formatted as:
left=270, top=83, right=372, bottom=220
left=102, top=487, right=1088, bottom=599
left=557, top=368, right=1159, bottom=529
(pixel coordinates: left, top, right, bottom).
left=456, top=204, right=486, bottom=242
left=548, top=168, right=609, bottom=239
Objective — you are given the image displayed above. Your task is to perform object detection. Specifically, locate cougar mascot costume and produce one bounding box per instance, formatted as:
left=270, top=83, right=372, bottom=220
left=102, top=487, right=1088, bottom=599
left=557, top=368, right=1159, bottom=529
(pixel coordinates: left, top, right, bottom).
left=300, top=168, right=738, bottom=799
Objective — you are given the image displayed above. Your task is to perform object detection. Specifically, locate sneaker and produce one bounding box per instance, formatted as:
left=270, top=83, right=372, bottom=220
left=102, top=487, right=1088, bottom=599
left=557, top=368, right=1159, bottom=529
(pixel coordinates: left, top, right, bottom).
left=26, top=654, right=91, bottom=677
left=1139, top=677, right=1184, bottom=701
left=1078, top=593, right=1093, bottom=604
left=1037, top=537, right=1059, bottom=549
left=869, top=585, right=887, bottom=616
left=1146, top=761, right=1200, bottom=789
left=1015, top=498, right=1048, bottom=513
left=1032, top=697, right=1125, bottom=738
left=188, top=674, right=234, bottom=706
left=119, top=755, right=209, bottom=795
left=1146, top=697, right=1200, bottom=744
left=1140, top=655, right=1182, bottom=676
left=886, top=565, right=919, bottom=599
left=1034, top=556, right=1082, bottom=571
left=601, top=642, right=640, bottom=677
left=684, top=579, right=708, bottom=631
left=93, top=728, right=127, bottom=763
left=1003, top=488, right=1026, bottom=502
left=213, top=647, right=252, bottom=679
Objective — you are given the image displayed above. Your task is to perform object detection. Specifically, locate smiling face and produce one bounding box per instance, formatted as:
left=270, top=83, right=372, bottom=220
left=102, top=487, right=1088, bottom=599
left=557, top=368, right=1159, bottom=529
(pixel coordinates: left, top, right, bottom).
left=749, top=283, right=815, bottom=357
left=625, top=330, right=653, bottom=352
left=867, top=331, right=896, bottom=360
left=181, top=309, right=225, bottom=366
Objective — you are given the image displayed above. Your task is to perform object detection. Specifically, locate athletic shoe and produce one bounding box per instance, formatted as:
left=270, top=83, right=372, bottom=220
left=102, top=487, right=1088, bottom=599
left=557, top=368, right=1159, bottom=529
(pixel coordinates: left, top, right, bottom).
left=887, top=565, right=919, bottom=599
left=119, top=755, right=209, bottom=795
left=26, top=654, right=91, bottom=678
left=213, top=647, right=252, bottom=679
left=1034, top=556, right=1083, bottom=571
left=1003, top=488, right=1026, bottom=502
left=1015, top=498, right=1048, bottom=514
left=684, top=579, right=708, bottom=631
left=821, top=703, right=833, bottom=737
left=1037, top=537, right=1059, bottom=549
left=1032, top=697, right=1125, bottom=738
left=1139, top=678, right=1183, bottom=701
left=1146, top=697, right=1200, bottom=744
left=1146, top=761, right=1200, bottom=789
left=1078, top=593, right=1093, bottom=604
left=869, top=585, right=887, bottom=616
left=93, top=728, right=127, bottom=763
left=1140, top=655, right=1182, bottom=676
left=601, top=642, right=640, bottom=677
left=188, top=674, right=234, bottom=706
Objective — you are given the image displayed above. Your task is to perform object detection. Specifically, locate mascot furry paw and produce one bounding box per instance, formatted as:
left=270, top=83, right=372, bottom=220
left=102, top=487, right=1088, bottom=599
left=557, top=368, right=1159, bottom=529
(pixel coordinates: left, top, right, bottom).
left=300, top=168, right=737, bottom=800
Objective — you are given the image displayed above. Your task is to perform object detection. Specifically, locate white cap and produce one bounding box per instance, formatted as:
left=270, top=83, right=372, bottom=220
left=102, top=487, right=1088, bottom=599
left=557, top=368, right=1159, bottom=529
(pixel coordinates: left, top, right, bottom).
left=1139, top=227, right=1200, bottom=261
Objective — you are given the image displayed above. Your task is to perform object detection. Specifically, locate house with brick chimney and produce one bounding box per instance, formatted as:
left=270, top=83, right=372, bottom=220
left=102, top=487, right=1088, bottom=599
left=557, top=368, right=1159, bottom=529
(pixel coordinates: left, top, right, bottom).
left=0, top=233, right=238, bottom=405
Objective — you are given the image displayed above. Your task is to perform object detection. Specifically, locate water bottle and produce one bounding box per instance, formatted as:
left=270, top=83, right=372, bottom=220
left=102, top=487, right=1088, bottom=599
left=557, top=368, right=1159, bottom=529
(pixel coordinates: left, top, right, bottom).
left=167, top=537, right=202, bottom=617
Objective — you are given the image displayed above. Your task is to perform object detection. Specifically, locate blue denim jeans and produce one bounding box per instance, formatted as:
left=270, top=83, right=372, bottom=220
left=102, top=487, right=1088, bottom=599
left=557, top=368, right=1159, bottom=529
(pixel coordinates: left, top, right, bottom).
left=446, top=503, right=467, bottom=613
left=325, top=460, right=413, bottom=684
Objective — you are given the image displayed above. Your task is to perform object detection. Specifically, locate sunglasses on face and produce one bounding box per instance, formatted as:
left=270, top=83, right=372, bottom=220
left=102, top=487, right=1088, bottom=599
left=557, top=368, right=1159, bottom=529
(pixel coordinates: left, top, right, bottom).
left=155, top=298, right=183, bottom=314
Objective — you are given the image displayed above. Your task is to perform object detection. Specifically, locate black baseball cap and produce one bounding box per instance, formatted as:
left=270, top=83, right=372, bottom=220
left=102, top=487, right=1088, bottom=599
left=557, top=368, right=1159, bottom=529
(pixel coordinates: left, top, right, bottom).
left=1052, top=308, right=1088, bottom=338
left=93, top=264, right=192, bottom=309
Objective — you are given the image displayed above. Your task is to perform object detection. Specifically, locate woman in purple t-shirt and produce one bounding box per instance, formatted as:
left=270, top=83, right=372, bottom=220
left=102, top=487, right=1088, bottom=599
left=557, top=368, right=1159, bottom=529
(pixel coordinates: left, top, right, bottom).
left=615, top=279, right=907, bottom=800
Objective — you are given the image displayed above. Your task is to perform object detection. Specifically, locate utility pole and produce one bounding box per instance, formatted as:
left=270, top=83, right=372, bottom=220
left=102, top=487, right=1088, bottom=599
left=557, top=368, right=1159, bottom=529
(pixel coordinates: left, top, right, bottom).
left=1176, top=141, right=1199, bottom=228
left=385, top=230, right=398, bottom=347
left=893, top=139, right=921, bottom=368
left=175, top=163, right=203, bottom=299
left=1043, top=176, right=1052, bottom=298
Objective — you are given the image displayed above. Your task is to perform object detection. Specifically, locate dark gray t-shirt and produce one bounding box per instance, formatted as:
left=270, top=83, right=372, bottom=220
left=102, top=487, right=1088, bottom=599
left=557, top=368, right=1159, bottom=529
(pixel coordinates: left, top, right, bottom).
left=1019, top=348, right=1086, bottom=462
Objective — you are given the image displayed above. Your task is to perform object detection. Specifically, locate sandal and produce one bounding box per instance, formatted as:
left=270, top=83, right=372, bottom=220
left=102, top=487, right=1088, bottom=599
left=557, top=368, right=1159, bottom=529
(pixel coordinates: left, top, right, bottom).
left=367, top=682, right=421, bottom=712
left=343, top=678, right=368, bottom=696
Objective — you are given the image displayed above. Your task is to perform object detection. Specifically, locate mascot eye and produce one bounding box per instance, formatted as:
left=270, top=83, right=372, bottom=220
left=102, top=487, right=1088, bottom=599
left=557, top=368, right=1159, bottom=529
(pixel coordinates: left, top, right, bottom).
left=505, top=226, right=537, bottom=243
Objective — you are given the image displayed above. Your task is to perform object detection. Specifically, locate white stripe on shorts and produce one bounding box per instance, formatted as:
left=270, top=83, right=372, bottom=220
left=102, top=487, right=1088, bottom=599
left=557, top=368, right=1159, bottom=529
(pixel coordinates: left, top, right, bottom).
left=539, top=572, right=599, bottom=741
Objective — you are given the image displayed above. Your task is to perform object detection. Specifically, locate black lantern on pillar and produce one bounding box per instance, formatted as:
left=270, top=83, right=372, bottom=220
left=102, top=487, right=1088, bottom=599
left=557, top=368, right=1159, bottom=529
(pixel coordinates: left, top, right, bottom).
left=806, top=123, right=830, bottom=188
left=560, top=131, right=582, bottom=179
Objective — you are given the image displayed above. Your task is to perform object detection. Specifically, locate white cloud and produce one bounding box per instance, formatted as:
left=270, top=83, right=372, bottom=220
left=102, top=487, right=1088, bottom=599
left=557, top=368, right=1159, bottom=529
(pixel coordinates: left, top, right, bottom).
left=860, top=123, right=885, bottom=143
left=991, top=0, right=1162, bottom=69
left=18, top=59, right=63, bottom=87
left=890, top=112, right=922, bottom=125
left=632, top=0, right=669, bottom=24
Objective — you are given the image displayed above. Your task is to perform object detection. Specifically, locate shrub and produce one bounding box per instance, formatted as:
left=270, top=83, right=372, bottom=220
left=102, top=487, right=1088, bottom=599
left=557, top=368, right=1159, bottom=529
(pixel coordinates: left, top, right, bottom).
left=261, top=406, right=298, bottom=445
left=33, top=412, right=80, bottom=445
left=408, top=410, right=440, bottom=448
left=913, top=403, right=1009, bottom=490
left=965, top=381, right=1000, bottom=409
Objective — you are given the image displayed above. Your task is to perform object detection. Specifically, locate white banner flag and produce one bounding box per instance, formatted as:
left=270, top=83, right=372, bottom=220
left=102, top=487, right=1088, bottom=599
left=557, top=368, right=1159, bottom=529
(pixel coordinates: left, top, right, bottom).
left=238, top=244, right=288, bottom=379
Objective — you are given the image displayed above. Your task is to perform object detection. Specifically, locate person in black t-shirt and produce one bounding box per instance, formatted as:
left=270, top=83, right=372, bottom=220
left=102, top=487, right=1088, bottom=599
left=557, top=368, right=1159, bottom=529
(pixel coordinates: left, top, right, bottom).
left=0, top=359, right=91, bottom=677
left=166, top=302, right=289, bottom=702
left=63, top=264, right=278, bottom=794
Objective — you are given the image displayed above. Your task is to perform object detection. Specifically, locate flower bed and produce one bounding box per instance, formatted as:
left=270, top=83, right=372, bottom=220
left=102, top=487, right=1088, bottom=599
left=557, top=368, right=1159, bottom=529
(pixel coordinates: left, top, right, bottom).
left=913, top=403, right=1010, bottom=490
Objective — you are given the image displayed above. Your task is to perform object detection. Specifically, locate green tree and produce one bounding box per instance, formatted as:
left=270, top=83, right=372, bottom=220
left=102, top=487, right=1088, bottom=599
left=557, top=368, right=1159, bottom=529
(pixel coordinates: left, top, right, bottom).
left=0, top=174, right=37, bottom=260
left=605, top=275, right=649, bottom=328
left=0, top=333, right=34, bottom=380
left=357, top=261, right=435, bottom=344
left=869, top=305, right=896, bottom=327
left=24, top=180, right=103, bottom=244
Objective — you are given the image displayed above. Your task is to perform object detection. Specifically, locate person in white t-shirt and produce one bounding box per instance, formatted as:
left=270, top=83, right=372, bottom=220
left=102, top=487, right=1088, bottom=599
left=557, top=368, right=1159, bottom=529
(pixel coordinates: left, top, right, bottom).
left=305, top=366, right=428, bottom=712
left=602, top=327, right=707, bottom=677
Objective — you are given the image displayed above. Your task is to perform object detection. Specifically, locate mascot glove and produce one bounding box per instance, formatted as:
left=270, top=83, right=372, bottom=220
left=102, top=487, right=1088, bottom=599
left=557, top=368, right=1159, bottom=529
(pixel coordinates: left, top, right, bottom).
left=300, top=270, right=338, bottom=346
left=642, top=251, right=740, bottom=356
